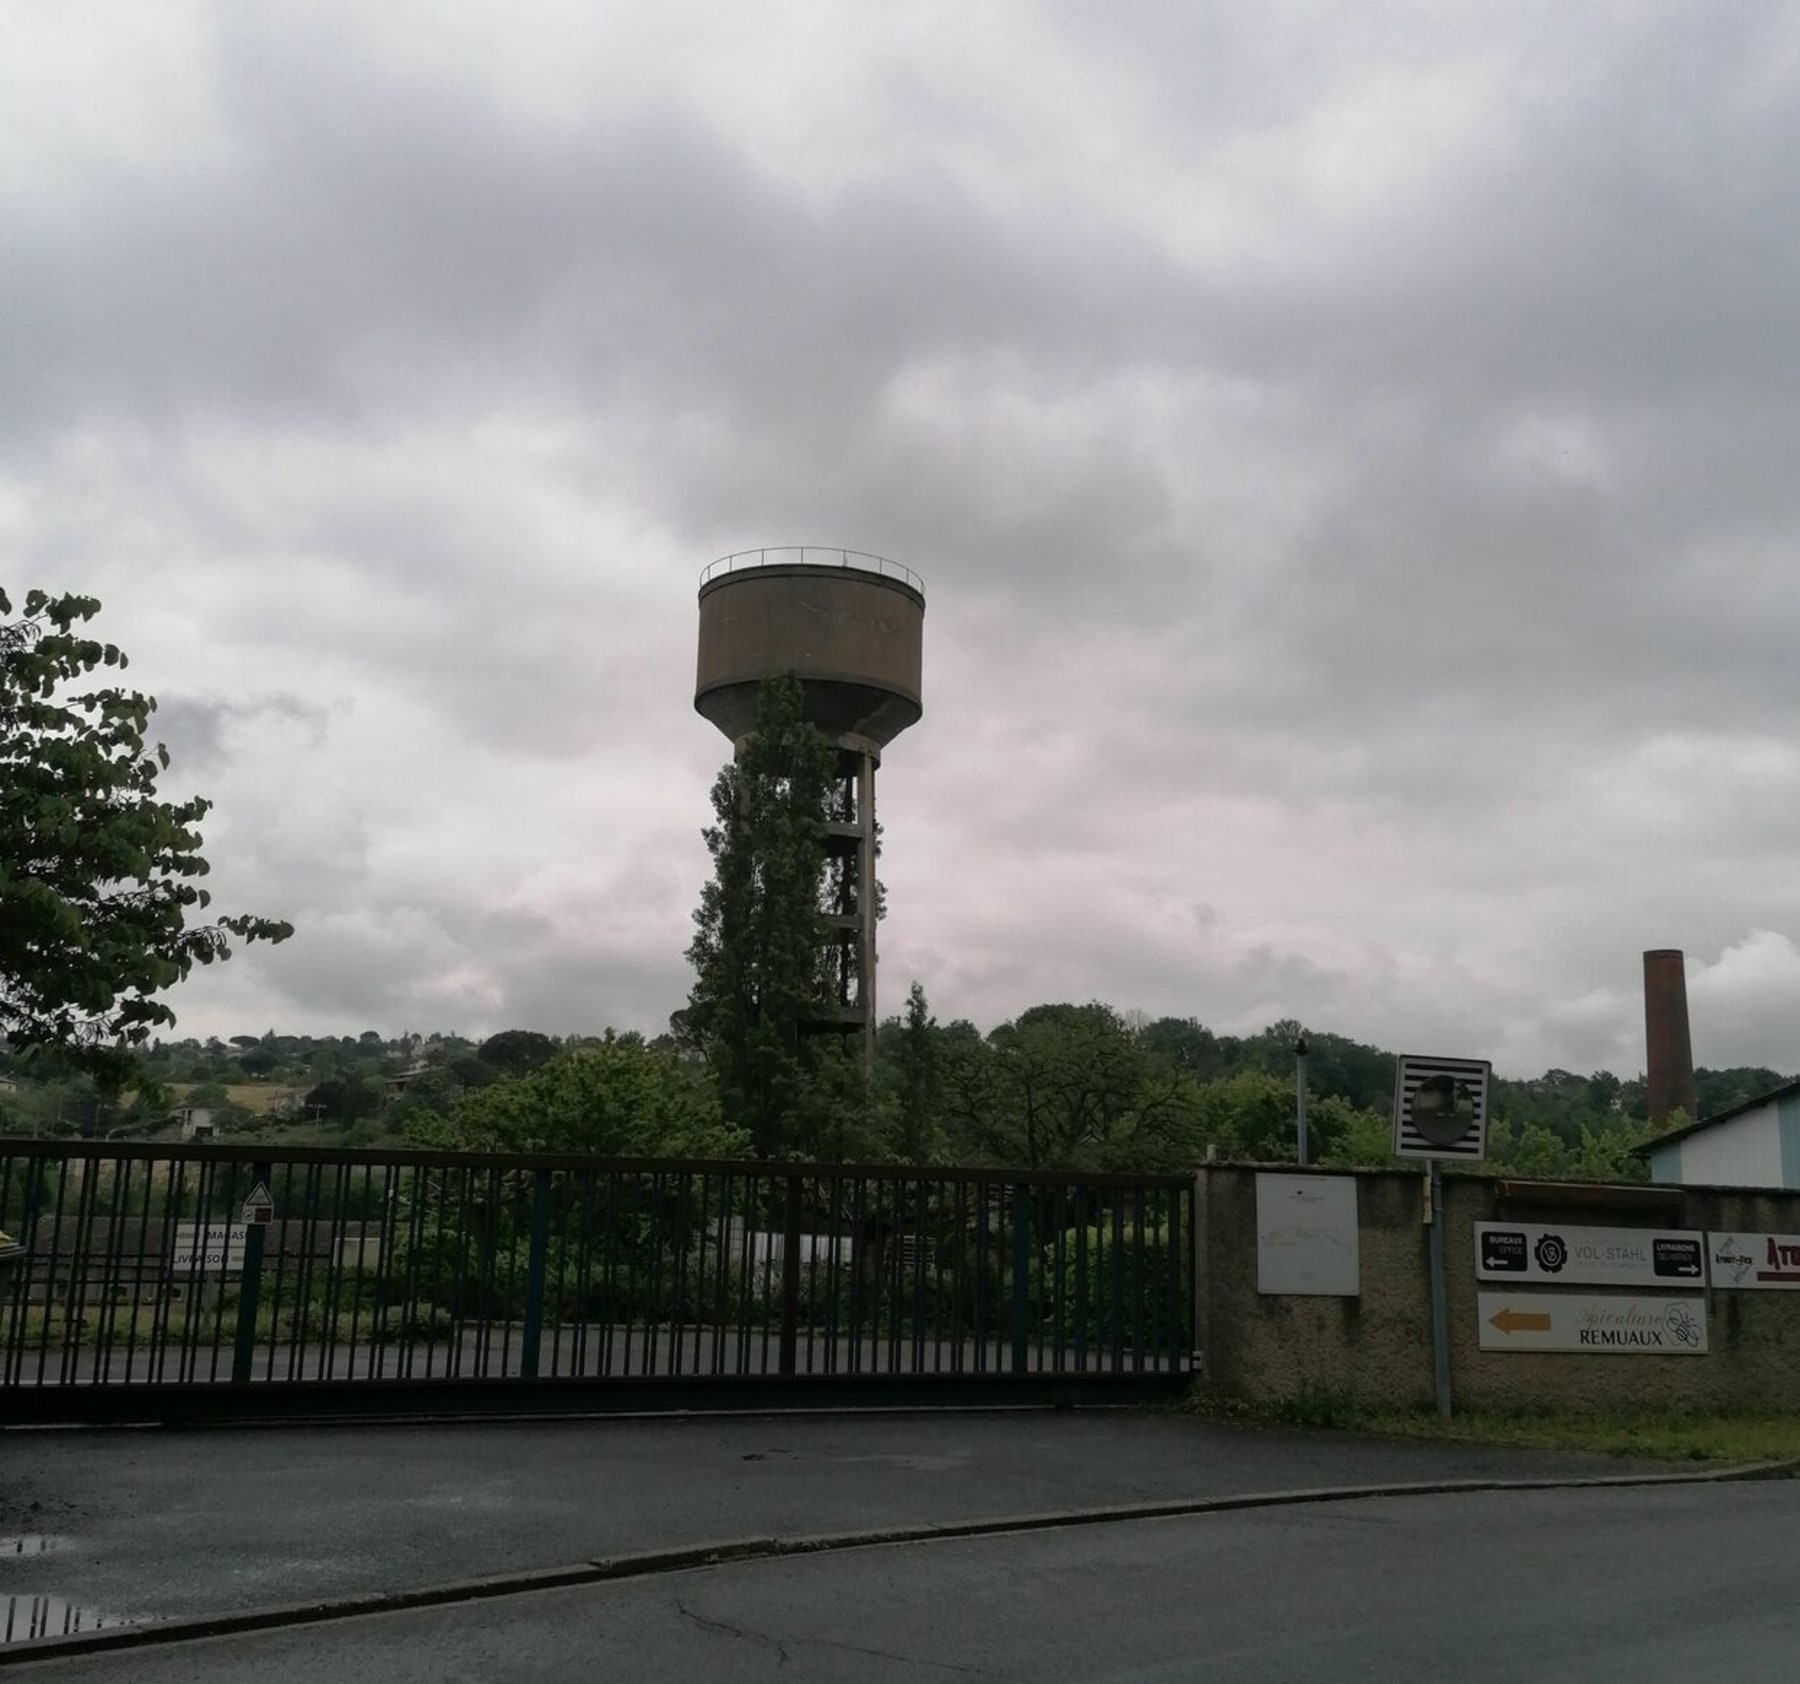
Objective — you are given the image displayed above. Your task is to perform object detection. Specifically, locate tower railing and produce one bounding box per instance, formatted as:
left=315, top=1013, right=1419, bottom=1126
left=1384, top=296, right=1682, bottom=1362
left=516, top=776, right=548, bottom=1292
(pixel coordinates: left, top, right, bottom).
left=699, top=548, right=925, bottom=596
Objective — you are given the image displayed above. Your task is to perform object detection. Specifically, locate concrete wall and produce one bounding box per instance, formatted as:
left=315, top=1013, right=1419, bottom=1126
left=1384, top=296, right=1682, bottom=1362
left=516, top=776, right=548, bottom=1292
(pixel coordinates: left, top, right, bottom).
left=1197, top=1165, right=1800, bottom=1412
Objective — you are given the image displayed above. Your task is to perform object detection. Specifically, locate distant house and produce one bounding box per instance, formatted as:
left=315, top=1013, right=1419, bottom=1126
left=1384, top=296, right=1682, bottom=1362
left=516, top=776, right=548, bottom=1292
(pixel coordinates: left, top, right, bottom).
left=175, top=1106, right=217, bottom=1142
left=1642, top=1078, right=1800, bottom=1187
left=384, top=1061, right=433, bottom=1094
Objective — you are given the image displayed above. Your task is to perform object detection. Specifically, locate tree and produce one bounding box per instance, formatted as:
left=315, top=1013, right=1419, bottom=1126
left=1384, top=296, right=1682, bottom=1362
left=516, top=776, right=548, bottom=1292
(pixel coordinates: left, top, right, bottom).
left=302, top=1074, right=385, bottom=1125
left=942, top=1003, right=1196, bottom=1170
left=685, top=673, right=838, bottom=1157
left=0, top=590, right=291, bottom=1084
left=409, top=1033, right=743, bottom=1157
left=477, top=1029, right=558, bottom=1078
left=897, top=981, right=941, bottom=1162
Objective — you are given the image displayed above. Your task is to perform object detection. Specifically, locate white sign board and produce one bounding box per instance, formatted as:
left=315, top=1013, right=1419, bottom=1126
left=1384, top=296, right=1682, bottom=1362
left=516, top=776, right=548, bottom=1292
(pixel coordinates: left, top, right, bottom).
left=1475, top=1223, right=1704, bottom=1288
left=1256, top=1174, right=1360, bottom=1296
left=172, top=1223, right=247, bottom=1273
left=1392, top=1054, right=1491, bottom=1161
left=1708, top=1232, right=1800, bottom=1289
left=1477, top=1292, right=1708, bottom=1354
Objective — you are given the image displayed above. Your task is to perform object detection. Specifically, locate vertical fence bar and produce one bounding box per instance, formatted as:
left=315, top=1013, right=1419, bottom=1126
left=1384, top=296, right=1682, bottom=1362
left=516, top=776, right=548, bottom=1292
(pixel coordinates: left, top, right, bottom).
left=600, top=1170, right=620, bottom=1378
left=647, top=1171, right=666, bottom=1378
left=520, top=1169, right=551, bottom=1380
left=572, top=1170, right=598, bottom=1378
left=35, top=1155, right=71, bottom=1386
left=1010, top=1183, right=1029, bottom=1376
left=123, top=1155, right=156, bottom=1385
left=1131, top=1189, right=1146, bottom=1375
left=778, top=1172, right=802, bottom=1378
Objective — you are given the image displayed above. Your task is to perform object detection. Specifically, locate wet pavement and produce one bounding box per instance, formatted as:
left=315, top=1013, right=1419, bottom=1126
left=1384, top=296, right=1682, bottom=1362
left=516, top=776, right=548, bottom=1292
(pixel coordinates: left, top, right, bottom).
left=0, top=1410, right=1682, bottom=1650
left=12, top=1482, right=1800, bottom=1681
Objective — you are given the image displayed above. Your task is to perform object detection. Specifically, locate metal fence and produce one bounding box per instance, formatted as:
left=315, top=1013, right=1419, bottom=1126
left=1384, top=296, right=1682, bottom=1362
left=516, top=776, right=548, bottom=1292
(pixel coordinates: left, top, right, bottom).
left=0, top=1142, right=1193, bottom=1420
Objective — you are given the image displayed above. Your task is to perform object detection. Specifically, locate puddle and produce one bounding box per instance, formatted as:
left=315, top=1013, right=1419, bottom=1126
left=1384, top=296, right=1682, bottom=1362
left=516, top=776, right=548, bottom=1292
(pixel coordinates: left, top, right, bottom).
left=2, top=1597, right=147, bottom=1646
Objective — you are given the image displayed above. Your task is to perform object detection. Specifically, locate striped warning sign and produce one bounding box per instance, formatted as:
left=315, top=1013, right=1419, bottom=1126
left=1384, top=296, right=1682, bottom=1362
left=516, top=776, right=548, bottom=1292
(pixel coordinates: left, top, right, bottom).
left=1393, top=1053, right=1491, bottom=1161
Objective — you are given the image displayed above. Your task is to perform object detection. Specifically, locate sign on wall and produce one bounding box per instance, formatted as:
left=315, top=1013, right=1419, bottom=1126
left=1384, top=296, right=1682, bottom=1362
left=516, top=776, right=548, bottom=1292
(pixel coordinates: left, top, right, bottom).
left=1392, top=1054, right=1491, bottom=1160
left=1475, top=1222, right=1704, bottom=1288
left=171, top=1223, right=247, bottom=1273
left=1708, top=1232, right=1800, bottom=1289
left=1477, top=1292, right=1708, bottom=1354
left=1255, top=1174, right=1360, bottom=1296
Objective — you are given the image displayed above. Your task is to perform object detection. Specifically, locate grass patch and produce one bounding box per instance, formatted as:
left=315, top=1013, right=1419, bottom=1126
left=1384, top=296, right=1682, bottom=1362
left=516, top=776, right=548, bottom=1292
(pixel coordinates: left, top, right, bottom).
left=1182, top=1386, right=1800, bottom=1464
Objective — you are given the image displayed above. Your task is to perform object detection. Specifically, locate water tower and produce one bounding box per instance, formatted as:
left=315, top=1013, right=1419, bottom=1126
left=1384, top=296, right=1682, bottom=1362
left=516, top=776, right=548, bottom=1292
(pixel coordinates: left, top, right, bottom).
left=695, top=548, right=926, bottom=1064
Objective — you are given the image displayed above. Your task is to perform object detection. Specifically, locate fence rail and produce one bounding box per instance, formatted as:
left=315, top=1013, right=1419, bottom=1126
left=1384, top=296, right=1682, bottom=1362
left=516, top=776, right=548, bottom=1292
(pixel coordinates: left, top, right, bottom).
left=698, top=547, right=926, bottom=596
left=0, top=1143, right=1193, bottom=1419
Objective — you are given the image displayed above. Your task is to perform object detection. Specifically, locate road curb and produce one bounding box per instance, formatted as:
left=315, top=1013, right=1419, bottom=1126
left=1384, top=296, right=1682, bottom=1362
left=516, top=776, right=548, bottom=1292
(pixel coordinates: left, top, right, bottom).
left=6, top=1461, right=1795, bottom=1666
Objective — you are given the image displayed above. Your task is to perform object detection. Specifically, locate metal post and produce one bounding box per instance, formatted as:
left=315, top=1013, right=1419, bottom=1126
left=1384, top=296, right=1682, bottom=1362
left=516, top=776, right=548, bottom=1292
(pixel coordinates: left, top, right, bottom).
left=1427, top=1161, right=1452, bottom=1418
left=1295, top=1037, right=1309, bottom=1166
left=232, top=1161, right=271, bottom=1385
left=857, top=750, right=878, bottom=1075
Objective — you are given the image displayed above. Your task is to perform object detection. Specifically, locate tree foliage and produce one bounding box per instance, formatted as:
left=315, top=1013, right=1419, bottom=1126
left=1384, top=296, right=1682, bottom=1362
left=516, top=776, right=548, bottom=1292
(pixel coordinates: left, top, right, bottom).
left=897, top=981, right=941, bottom=1162
left=684, top=674, right=839, bottom=1157
left=0, top=589, right=291, bottom=1084
left=409, top=1033, right=743, bottom=1157
left=476, top=1029, right=558, bottom=1078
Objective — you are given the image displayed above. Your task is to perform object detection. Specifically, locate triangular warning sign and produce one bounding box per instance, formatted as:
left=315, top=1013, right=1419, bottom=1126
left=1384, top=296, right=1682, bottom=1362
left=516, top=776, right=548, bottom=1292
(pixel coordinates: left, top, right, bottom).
left=242, top=1180, right=275, bottom=1223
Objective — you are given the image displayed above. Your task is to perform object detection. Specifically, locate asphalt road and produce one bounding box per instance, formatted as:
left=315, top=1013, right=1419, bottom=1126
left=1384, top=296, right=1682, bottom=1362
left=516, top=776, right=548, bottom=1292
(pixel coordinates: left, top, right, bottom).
left=13, top=1481, right=1800, bottom=1681
left=0, top=1412, right=1673, bottom=1630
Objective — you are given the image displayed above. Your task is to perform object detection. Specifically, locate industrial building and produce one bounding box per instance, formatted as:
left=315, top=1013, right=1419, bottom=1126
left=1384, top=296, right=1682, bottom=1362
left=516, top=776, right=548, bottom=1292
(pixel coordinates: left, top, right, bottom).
left=1639, top=946, right=1800, bottom=1187
left=1644, top=1081, right=1800, bottom=1188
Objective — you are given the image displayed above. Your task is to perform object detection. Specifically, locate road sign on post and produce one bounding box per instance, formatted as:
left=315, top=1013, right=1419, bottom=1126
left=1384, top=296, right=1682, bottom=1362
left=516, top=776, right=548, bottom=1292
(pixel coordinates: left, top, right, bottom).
left=241, top=1181, right=275, bottom=1225
left=1394, top=1052, right=1490, bottom=1424
left=1393, top=1054, right=1492, bottom=1161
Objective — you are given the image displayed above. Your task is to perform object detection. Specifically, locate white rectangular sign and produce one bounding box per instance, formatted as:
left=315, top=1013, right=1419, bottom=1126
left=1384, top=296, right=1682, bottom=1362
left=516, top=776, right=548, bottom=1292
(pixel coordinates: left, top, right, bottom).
left=1477, top=1292, right=1708, bottom=1354
left=1475, top=1222, right=1704, bottom=1287
left=1256, top=1174, right=1360, bottom=1296
left=172, top=1223, right=247, bottom=1273
left=1708, top=1232, right=1800, bottom=1289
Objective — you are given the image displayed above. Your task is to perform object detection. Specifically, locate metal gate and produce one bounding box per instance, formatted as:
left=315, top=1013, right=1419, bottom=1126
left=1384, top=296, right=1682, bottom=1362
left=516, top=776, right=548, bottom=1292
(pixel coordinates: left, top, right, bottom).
left=0, top=1142, right=1195, bottom=1423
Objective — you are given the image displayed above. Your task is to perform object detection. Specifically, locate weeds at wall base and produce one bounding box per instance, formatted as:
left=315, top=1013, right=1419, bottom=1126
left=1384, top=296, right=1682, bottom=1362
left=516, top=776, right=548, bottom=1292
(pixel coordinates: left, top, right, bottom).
left=1180, top=1383, right=1800, bottom=1464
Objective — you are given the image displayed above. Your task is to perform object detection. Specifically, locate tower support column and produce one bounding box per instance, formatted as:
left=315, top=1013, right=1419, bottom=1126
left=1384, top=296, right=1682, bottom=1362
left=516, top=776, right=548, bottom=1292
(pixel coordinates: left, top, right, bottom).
left=855, top=747, right=877, bottom=1072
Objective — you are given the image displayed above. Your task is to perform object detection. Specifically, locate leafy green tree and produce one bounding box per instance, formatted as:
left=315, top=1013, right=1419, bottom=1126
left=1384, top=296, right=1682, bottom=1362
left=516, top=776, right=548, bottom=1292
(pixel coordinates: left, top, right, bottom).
left=450, top=1055, right=500, bottom=1090
left=942, top=1003, right=1196, bottom=1170
left=1190, top=1070, right=1297, bottom=1161
left=896, top=981, right=942, bottom=1162
left=1139, top=1017, right=1230, bottom=1084
left=1695, top=1066, right=1785, bottom=1118
left=685, top=674, right=839, bottom=1157
left=0, top=589, right=291, bottom=1086
left=302, top=1074, right=385, bottom=1124
left=410, top=1033, right=745, bottom=1157
left=477, top=1029, right=558, bottom=1077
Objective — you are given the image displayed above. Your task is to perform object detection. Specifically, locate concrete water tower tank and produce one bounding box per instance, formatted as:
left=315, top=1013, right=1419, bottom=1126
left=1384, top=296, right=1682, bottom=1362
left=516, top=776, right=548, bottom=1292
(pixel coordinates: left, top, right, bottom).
left=695, top=548, right=926, bottom=1062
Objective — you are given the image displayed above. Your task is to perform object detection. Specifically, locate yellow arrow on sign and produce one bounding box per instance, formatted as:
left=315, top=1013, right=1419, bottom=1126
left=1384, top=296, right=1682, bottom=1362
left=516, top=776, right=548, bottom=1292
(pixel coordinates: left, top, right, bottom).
left=1489, top=1307, right=1553, bottom=1335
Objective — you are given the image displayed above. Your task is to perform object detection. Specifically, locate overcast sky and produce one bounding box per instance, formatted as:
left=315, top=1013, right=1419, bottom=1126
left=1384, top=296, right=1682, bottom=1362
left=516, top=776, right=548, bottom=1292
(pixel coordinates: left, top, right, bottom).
left=8, top=2, right=1800, bottom=1078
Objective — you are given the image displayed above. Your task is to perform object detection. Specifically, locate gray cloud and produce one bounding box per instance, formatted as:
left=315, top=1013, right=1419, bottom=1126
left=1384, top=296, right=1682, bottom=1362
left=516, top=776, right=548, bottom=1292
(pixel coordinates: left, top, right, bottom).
left=7, top=3, right=1800, bottom=1075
